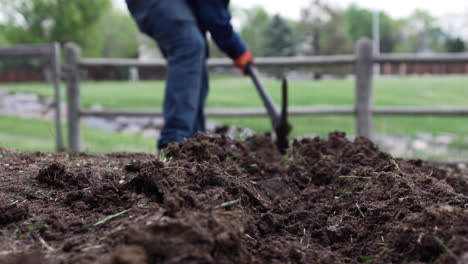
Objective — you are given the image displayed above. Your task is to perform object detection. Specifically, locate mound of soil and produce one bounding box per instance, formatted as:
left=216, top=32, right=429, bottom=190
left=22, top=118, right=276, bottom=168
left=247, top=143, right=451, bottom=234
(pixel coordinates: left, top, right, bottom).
left=0, top=132, right=466, bottom=264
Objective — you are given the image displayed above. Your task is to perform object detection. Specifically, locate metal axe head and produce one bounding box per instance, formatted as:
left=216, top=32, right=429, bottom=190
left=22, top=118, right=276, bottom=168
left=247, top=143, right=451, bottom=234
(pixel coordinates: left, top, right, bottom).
left=275, top=78, right=292, bottom=154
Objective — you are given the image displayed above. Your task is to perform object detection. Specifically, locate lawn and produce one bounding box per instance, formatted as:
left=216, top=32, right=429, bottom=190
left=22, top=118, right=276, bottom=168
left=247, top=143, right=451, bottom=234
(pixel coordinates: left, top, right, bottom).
left=4, top=75, right=468, bottom=138
left=0, top=115, right=155, bottom=153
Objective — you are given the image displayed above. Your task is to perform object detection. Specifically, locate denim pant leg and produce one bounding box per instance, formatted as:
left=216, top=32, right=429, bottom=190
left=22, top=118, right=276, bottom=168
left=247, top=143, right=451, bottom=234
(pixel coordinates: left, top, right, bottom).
left=196, top=62, right=209, bottom=132
left=132, top=0, right=207, bottom=149
left=158, top=31, right=207, bottom=149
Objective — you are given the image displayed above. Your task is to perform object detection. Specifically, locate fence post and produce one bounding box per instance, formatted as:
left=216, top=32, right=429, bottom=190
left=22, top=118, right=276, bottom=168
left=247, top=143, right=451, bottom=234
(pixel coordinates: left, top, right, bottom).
left=65, top=43, right=81, bottom=152
left=52, top=42, right=65, bottom=151
left=355, top=38, right=374, bottom=139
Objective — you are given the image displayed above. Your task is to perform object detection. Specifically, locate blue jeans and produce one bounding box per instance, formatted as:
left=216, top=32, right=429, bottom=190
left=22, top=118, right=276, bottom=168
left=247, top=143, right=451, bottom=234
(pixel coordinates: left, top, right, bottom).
left=127, top=0, right=209, bottom=149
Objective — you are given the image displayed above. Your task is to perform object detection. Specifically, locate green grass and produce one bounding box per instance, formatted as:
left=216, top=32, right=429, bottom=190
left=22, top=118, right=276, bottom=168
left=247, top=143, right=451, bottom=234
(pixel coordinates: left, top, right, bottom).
left=8, top=75, right=468, bottom=108
left=0, top=115, right=155, bottom=153
left=449, top=137, right=468, bottom=150
left=2, top=75, right=468, bottom=152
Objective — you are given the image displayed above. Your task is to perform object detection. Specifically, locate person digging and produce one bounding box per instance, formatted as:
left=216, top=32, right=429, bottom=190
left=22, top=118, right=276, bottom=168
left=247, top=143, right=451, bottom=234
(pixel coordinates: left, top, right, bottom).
left=126, top=0, right=254, bottom=150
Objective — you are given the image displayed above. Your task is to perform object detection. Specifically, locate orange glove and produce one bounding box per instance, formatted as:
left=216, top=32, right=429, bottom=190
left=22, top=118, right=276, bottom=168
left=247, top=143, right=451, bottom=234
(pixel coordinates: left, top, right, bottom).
left=234, top=51, right=254, bottom=74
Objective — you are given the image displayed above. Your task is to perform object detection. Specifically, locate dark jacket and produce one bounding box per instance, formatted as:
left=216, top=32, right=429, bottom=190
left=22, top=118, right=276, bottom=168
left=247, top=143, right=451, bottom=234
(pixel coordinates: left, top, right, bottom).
left=126, top=0, right=247, bottom=60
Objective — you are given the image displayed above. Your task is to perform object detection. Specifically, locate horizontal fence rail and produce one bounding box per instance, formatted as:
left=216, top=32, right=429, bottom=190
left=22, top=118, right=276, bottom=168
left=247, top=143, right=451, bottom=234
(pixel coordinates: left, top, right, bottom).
left=79, top=106, right=468, bottom=118
left=79, top=55, right=357, bottom=68
left=64, top=38, right=468, bottom=152
left=376, top=53, right=468, bottom=64
left=79, top=53, right=468, bottom=69
left=80, top=106, right=356, bottom=118
left=0, top=44, right=57, bottom=59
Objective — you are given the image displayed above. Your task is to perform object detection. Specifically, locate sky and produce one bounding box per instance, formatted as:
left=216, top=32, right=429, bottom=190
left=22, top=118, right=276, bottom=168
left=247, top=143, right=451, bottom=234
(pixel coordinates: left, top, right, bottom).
left=115, top=0, right=468, bottom=19
left=234, top=0, right=468, bottom=20
left=114, top=0, right=468, bottom=37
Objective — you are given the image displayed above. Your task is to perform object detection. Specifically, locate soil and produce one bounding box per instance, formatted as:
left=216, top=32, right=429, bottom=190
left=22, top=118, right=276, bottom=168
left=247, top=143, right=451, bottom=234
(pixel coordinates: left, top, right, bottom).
left=0, top=131, right=467, bottom=264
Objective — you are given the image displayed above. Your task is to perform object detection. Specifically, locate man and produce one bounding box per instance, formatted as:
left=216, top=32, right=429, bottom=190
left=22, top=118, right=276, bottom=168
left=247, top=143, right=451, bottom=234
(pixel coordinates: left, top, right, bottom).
left=126, top=0, right=254, bottom=149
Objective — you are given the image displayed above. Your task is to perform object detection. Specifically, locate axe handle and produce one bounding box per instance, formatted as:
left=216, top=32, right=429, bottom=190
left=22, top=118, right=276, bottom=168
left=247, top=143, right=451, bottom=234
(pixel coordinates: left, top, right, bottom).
left=245, top=63, right=281, bottom=128
left=281, top=78, right=288, bottom=122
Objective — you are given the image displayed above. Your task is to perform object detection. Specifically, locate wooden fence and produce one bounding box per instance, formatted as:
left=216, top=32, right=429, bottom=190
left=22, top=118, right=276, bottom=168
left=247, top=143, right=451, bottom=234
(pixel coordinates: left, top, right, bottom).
left=0, top=43, right=64, bottom=151
left=64, top=38, right=468, bottom=152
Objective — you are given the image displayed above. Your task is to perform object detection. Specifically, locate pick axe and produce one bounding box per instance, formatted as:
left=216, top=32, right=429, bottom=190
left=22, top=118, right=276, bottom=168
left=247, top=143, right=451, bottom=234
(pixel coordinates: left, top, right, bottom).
left=245, top=64, right=292, bottom=153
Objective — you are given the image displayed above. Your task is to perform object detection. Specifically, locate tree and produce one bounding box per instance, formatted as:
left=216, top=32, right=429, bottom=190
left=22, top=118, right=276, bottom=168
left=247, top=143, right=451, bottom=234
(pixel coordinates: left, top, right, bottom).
left=319, top=8, right=353, bottom=55
left=395, top=10, right=444, bottom=53
left=262, top=14, right=297, bottom=78
left=239, top=6, right=271, bottom=57
left=344, top=5, right=400, bottom=53
left=296, top=0, right=353, bottom=56
left=295, top=0, right=330, bottom=56
left=445, top=37, right=466, bottom=52
left=0, top=0, right=111, bottom=57
left=263, top=14, right=297, bottom=57
left=0, top=35, right=9, bottom=48
left=98, top=10, right=139, bottom=58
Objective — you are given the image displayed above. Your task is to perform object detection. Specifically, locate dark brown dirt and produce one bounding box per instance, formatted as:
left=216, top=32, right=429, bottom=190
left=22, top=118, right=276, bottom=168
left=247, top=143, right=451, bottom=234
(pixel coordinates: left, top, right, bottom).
left=0, top=132, right=467, bottom=264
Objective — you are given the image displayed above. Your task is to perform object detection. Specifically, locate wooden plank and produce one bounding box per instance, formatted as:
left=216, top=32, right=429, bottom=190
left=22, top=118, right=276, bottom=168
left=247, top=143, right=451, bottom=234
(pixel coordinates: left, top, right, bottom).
left=373, top=107, right=468, bottom=116
left=209, top=55, right=356, bottom=67
left=79, top=55, right=356, bottom=68
left=355, top=38, right=374, bottom=139
left=79, top=58, right=166, bottom=68
left=79, top=106, right=468, bottom=119
left=79, top=53, right=468, bottom=69
left=65, top=43, right=82, bottom=152
left=52, top=42, right=64, bottom=151
left=0, top=44, right=53, bottom=59
left=80, top=106, right=354, bottom=117
left=79, top=106, right=356, bottom=118
left=375, top=53, right=468, bottom=64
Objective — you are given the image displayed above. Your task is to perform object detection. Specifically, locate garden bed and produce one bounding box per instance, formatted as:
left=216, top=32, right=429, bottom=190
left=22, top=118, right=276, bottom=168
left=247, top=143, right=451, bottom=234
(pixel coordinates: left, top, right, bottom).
left=0, top=132, right=467, bottom=263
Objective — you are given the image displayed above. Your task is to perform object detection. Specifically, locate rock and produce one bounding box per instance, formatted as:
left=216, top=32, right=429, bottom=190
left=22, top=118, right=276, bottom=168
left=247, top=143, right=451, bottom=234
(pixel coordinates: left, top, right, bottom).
left=17, top=112, right=42, bottom=119
left=87, top=117, right=120, bottom=132
left=40, top=98, right=55, bottom=109
left=13, top=93, right=39, bottom=103
left=116, top=117, right=151, bottom=127
left=415, top=132, right=433, bottom=142
left=411, top=139, right=429, bottom=151
left=0, top=88, right=9, bottom=97
left=2, top=98, right=19, bottom=112
left=150, top=118, right=164, bottom=128
left=135, top=117, right=152, bottom=127
left=21, top=102, right=45, bottom=112
left=434, top=134, right=455, bottom=145
left=121, top=124, right=142, bottom=135
left=142, top=129, right=159, bottom=139
left=115, top=116, right=129, bottom=126
left=206, top=121, right=221, bottom=133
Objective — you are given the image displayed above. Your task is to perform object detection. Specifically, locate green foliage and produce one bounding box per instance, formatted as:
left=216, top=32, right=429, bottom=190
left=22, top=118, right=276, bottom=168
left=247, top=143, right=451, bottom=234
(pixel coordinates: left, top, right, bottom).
left=98, top=9, right=139, bottom=58
left=263, top=15, right=297, bottom=57
left=295, top=1, right=325, bottom=56
left=318, top=8, right=353, bottom=55
left=239, top=6, right=271, bottom=57
left=0, top=34, right=9, bottom=47
left=395, top=10, right=445, bottom=53
left=296, top=0, right=352, bottom=56
left=344, top=5, right=400, bottom=53
left=0, top=0, right=111, bottom=57
left=263, top=14, right=297, bottom=78
left=344, top=5, right=373, bottom=42
left=445, top=37, right=465, bottom=52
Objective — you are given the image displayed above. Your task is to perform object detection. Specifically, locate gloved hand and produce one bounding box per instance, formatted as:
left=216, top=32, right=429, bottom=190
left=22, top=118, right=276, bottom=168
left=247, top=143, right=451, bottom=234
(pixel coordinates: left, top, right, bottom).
left=234, top=51, right=254, bottom=75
